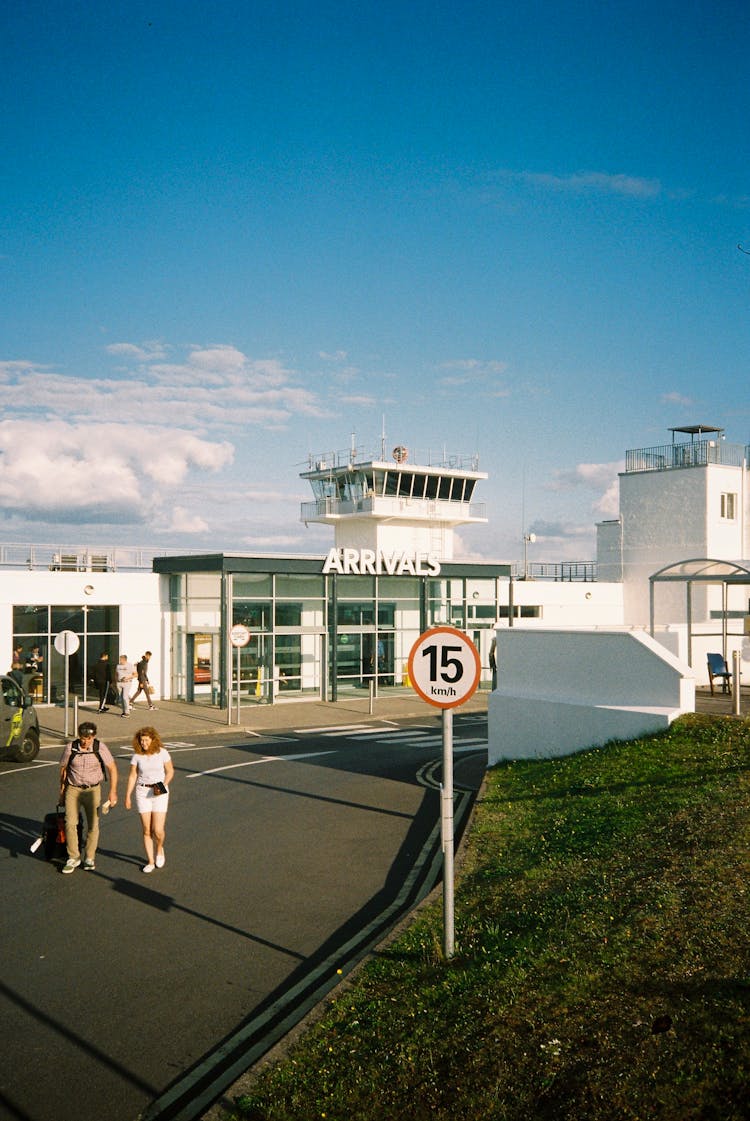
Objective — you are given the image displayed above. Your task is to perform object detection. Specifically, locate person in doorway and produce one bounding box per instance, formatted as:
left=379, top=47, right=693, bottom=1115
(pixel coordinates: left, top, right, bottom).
left=489, top=636, right=497, bottom=690
left=124, top=726, right=174, bottom=873
left=116, top=653, right=136, bottom=717
left=131, top=651, right=157, bottom=710
left=93, top=652, right=115, bottom=713
left=58, top=721, right=118, bottom=874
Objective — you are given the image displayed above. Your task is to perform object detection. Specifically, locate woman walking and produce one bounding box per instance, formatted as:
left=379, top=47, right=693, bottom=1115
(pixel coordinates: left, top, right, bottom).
left=124, top=726, right=174, bottom=873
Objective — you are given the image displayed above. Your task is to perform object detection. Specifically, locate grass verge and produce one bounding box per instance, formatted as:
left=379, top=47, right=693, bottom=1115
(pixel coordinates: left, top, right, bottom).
left=224, top=714, right=750, bottom=1120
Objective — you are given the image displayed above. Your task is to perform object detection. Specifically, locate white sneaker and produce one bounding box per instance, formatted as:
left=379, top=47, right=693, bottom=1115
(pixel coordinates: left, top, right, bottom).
left=62, top=858, right=81, bottom=874
left=155, top=852, right=165, bottom=868
left=142, top=863, right=155, bottom=874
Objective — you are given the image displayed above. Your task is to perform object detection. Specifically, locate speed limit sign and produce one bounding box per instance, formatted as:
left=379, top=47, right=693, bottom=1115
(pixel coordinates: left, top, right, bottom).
left=407, top=626, right=481, bottom=709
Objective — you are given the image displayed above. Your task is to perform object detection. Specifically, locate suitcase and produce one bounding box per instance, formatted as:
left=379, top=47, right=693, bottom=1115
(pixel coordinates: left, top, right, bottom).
left=39, top=805, right=84, bottom=862
left=42, top=805, right=67, bottom=862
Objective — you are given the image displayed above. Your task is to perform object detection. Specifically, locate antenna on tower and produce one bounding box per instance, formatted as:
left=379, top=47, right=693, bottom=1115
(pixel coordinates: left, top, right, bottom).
left=381, top=416, right=386, bottom=460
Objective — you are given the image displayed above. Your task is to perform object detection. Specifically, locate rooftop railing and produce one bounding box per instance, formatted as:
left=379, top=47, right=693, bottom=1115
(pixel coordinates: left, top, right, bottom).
left=515, top=561, right=597, bottom=582
left=0, top=543, right=178, bottom=571
left=625, top=439, right=748, bottom=473
left=303, top=444, right=482, bottom=472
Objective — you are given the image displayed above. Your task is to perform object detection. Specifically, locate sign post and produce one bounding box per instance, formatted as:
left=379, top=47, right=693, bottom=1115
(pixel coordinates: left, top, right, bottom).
left=408, top=626, right=481, bottom=959
left=53, top=630, right=81, bottom=740
left=229, top=625, right=251, bottom=725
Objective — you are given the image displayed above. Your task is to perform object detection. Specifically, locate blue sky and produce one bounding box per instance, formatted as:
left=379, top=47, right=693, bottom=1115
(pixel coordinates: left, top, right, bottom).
left=2, top=0, right=750, bottom=563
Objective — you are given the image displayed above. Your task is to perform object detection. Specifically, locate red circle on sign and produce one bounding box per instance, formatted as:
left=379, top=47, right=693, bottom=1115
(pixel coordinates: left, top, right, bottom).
left=407, top=626, right=481, bottom=709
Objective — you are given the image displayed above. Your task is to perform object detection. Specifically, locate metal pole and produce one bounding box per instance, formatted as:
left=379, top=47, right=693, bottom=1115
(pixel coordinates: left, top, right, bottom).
left=369, top=678, right=374, bottom=715
left=236, top=645, right=241, bottom=725
left=64, top=651, right=70, bottom=740
left=733, top=649, right=741, bottom=716
left=441, top=707, right=455, bottom=960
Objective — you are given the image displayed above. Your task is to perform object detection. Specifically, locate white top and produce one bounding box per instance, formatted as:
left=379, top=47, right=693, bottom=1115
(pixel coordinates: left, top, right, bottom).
left=130, top=747, right=171, bottom=785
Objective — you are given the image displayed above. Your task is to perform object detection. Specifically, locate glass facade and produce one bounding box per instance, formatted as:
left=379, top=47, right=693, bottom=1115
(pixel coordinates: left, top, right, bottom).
left=158, top=556, right=510, bottom=707
left=12, top=603, right=121, bottom=704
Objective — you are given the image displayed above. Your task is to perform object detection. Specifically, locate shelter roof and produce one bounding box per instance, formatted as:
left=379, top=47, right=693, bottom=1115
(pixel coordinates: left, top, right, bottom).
left=650, top=557, right=750, bottom=582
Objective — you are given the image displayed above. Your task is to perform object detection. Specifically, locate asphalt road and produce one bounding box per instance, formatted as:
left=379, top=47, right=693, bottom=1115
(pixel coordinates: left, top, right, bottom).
left=0, top=712, right=487, bottom=1121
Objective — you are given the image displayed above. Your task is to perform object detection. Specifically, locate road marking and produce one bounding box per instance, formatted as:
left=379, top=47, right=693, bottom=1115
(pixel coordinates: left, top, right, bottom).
left=185, top=750, right=336, bottom=779
left=295, top=723, right=372, bottom=734
left=0, top=760, right=59, bottom=778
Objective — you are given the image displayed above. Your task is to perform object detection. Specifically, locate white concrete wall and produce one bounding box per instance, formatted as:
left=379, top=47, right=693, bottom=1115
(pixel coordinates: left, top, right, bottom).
left=499, top=579, right=624, bottom=626
left=488, top=627, right=695, bottom=763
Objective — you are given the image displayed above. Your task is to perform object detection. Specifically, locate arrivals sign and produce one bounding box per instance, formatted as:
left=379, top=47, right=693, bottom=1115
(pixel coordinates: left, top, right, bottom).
left=322, top=547, right=441, bottom=576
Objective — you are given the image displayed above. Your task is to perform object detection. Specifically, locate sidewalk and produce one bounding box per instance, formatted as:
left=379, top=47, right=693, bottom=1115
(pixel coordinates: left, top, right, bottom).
left=36, top=688, right=490, bottom=748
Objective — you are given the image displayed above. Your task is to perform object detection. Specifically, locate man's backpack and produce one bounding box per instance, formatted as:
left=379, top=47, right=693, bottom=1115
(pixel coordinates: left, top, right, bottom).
left=68, top=738, right=107, bottom=783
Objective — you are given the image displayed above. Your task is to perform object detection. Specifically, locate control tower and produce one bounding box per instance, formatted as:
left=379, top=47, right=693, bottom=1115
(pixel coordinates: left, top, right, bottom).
left=300, top=440, right=487, bottom=560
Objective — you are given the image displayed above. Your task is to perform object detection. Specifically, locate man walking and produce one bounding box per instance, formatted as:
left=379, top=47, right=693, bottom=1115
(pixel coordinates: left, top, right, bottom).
left=116, top=653, right=136, bottom=717
left=93, top=652, right=115, bottom=713
left=58, top=721, right=118, bottom=873
left=131, top=650, right=157, bottom=710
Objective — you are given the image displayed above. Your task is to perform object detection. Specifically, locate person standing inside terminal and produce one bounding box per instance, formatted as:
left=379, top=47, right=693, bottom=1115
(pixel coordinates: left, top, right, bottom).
left=131, top=650, right=157, bottom=710
left=124, top=726, right=174, bottom=873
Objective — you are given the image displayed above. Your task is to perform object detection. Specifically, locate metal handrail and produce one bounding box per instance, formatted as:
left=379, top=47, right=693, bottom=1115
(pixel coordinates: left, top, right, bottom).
left=625, top=440, right=747, bottom=473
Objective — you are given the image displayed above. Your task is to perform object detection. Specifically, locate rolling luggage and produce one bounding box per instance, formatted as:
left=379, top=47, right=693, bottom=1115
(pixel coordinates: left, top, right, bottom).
left=33, top=805, right=84, bottom=861
left=41, top=805, right=67, bottom=861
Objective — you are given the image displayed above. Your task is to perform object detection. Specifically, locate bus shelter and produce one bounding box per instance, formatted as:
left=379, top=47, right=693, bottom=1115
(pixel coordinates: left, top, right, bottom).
left=649, top=557, right=750, bottom=665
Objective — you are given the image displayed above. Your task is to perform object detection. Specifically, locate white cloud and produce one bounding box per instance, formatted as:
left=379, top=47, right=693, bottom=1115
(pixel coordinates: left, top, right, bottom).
left=661, top=391, right=694, bottom=407
left=105, top=341, right=168, bottom=361
left=341, top=394, right=378, bottom=408
left=547, top=460, right=624, bottom=493
left=0, top=419, right=232, bottom=522
left=507, top=169, right=661, bottom=199
left=163, top=506, right=210, bottom=535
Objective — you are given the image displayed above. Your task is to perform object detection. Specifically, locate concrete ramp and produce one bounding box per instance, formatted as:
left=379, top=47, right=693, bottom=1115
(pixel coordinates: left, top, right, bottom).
left=488, top=628, right=695, bottom=763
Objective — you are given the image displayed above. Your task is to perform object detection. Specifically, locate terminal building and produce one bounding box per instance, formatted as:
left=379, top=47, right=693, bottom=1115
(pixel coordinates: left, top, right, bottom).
left=3, top=426, right=749, bottom=710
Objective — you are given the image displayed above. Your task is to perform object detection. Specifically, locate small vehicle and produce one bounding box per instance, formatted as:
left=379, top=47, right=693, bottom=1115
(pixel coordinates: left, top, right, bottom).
left=1, top=675, right=41, bottom=763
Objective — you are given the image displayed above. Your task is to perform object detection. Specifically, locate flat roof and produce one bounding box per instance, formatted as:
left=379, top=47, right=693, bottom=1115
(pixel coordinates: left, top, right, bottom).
left=152, top=552, right=512, bottom=578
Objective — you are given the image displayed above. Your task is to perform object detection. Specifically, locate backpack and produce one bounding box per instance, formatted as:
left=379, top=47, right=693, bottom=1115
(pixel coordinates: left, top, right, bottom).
left=68, top=738, right=107, bottom=783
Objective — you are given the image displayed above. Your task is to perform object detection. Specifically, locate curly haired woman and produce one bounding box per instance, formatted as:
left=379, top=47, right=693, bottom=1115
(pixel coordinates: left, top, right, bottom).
left=124, top=726, right=174, bottom=873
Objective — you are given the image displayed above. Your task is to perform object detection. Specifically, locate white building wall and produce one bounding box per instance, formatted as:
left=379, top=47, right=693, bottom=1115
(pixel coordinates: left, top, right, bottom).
left=620, top=466, right=709, bottom=625
left=0, top=570, right=167, bottom=697
left=501, top=579, right=624, bottom=626
left=334, top=518, right=455, bottom=559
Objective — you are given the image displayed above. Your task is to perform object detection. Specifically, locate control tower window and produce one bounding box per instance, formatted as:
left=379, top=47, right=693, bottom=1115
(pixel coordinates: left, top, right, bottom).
left=425, top=475, right=439, bottom=500
left=384, top=470, right=399, bottom=497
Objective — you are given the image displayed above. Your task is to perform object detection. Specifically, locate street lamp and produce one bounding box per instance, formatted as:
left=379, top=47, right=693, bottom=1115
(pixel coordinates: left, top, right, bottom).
left=523, top=532, right=536, bottom=579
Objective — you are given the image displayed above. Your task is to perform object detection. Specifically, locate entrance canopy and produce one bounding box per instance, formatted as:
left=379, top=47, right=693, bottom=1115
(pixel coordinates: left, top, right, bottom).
left=649, top=557, right=750, bottom=662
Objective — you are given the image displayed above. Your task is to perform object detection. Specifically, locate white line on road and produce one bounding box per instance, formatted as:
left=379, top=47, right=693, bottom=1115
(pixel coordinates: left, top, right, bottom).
left=185, top=750, right=337, bottom=779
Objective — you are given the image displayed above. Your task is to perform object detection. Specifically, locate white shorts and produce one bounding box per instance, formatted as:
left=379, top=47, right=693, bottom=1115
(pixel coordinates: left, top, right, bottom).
left=134, top=785, right=170, bottom=815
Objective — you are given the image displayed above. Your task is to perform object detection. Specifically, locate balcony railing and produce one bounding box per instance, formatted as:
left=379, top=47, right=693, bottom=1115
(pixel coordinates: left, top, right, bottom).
left=625, top=439, right=748, bottom=473
left=301, top=497, right=487, bottom=522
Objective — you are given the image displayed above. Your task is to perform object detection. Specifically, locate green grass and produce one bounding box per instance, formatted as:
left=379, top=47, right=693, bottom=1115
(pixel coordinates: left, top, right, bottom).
left=226, top=714, right=750, bottom=1120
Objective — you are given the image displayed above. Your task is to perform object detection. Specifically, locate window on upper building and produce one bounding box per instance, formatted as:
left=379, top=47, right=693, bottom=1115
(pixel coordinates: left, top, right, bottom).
left=721, top=492, right=737, bottom=520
